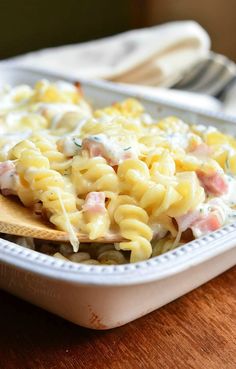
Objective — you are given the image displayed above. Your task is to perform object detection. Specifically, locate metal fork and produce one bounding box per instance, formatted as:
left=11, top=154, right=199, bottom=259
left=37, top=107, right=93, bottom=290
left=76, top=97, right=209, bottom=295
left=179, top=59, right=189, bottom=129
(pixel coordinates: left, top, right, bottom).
left=174, top=52, right=236, bottom=99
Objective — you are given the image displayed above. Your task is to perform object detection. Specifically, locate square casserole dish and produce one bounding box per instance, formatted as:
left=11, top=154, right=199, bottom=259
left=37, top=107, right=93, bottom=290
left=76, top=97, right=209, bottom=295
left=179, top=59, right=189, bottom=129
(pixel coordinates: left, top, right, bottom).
left=0, top=66, right=235, bottom=330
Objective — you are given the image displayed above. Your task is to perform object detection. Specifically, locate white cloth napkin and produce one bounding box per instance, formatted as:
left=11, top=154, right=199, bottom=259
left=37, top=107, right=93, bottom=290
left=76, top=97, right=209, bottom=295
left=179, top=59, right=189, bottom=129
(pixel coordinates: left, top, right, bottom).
left=2, top=20, right=236, bottom=116
left=4, top=21, right=210, bottom=87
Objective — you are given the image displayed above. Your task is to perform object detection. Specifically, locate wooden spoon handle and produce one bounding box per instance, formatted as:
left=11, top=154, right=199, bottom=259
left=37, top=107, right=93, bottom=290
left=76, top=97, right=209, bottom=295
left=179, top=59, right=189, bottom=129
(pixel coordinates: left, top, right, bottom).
left=0, top=194, right=122, bottom=243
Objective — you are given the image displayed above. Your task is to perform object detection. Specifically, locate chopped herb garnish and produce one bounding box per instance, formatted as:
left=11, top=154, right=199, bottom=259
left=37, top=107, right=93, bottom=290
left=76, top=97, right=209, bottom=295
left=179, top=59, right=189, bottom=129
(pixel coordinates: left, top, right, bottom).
left=73, top=138, right=82, bottom=148
left=226, top=158, right=229, bottom=170
left=225, top=152, right=231, bottom=174
left=124, top=146, right=131, bottom=151
left=74, top=142, right=82, bottom=148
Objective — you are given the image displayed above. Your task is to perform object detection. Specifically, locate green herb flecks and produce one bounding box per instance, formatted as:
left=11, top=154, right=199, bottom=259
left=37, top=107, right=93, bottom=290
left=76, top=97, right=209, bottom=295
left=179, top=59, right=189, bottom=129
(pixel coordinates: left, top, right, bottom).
left=92, top=136, right=100, bottom=141
left=73, top=138, right=82, bottom=148
left=225, top=152, right=231, bottom=174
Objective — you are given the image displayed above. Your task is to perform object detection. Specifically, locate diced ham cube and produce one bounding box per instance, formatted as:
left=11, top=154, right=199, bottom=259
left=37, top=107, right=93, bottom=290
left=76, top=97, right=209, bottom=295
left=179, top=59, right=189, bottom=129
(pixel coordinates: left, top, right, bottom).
left=123, top=151, right=134, bottom=160
left=189, top=143, right=212, bottom=157
left=176, top=210, right=201, bottom=232
left=1, top=188, right=16, bottom=196
left=191, top=212, right=221, bottom=237
left=0, top=161, right=18, bottom=195
left=82, top=138, right=106, bottom=159
left=197, top=170, right=228, bottom=196
left=0, top=161, right=15, bottom=175
left=82, top=136, right=135, bottom=166
left=82, top=192, right=106, bottom=214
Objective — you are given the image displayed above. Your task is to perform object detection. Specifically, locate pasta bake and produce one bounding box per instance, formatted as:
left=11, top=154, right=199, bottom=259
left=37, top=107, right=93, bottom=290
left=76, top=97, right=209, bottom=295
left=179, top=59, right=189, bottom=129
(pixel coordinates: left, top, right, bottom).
left=1, top=80, right=236, bottom=264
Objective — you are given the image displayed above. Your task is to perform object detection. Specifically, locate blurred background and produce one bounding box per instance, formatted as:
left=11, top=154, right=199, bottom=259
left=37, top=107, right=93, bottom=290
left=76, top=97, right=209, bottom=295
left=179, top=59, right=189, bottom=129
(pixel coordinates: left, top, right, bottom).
left=0, top=0, right=235, bottom=61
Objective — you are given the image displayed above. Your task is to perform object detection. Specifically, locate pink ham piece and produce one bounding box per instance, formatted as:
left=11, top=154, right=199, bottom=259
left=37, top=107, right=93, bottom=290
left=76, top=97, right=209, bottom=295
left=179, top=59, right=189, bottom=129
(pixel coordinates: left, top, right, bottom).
left=123, top=151, right=134, bottom=160
left=82, top=137, right=134, bottom=166
left=189, top=143, right=212, bottom=156
left=0, top=161, right=18, bottom=195
left=177, top=206, right=223, bottom=237
left=1, top=188, right=16, bottom=196
left=176, top=210, right=201, bottom=232
left=191, top=212, right=221, bottom=237
left=82, top=138, right=115, bottom=165
left=0, top=161, right=15, bottom=176
left=82, top=192, right=106, bottom=214
left=197, top=170, right=228, bottom=196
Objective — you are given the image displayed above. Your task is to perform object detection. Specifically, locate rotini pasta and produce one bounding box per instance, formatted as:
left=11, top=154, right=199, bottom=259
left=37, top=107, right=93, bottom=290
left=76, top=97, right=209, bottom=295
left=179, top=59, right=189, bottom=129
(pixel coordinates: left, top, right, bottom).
left=30, top=134, right=72, bottom=174
left=16, top=146, right=81, bottom=251
left=72, top=155, right=119, bottom=195
left=114, top=204, right=153, bottom=262
left=1, top=80, right=236, bottom=264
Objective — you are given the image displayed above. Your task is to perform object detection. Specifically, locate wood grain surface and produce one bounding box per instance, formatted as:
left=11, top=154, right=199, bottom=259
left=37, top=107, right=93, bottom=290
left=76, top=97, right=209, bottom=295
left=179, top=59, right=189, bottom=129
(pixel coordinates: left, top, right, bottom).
left=0, top=267, right=235, bottom=369
left=0, top=194, right=122, bottom=243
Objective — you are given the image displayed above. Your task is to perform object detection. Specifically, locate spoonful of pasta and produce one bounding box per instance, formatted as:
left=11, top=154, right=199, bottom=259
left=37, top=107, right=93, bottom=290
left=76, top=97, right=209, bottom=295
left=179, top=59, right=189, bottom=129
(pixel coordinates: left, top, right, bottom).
left=0, top=194, right=123, bottom=245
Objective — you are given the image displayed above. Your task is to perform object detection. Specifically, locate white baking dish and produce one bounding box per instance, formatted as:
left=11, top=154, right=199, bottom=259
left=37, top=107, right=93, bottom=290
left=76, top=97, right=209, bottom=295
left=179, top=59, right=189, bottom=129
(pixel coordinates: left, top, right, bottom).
left=0, top=66, right=236, bottom=329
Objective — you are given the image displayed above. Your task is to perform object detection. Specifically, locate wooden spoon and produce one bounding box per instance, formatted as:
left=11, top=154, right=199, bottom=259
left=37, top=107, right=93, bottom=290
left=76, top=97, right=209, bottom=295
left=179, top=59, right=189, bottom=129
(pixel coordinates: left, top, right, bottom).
left=0, top=194, right=122, bottom=243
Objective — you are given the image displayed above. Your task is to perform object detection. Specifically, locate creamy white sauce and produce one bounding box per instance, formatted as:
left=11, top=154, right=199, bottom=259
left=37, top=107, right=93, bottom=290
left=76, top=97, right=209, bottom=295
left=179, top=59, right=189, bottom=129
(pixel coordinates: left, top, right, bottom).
left=0, top=131, right=32, bottom=160
left=194, top=124, right=217, bottom=134
left=39, top=105, right=91, bottom=131
left=58, top=136, right=82, bottom=157
left=150, top=223, right=168, bottom=239
left=221, top=175, right=236, bottom=206
left=35, top=103, right=82, bottom=119
left=192, top=190, right=236, bottom=238
left=63, top=175, right=77, bottom=195
left=54, top=81, right=78, bottom=93
left=88, top=134, right=123, bottom=160
left=165, top=132, right=189, bottom=149
left=0, top=162, right=19, bottom=192
left=191, top=226, right=204, bottom=238
left=0, top=171, right=16, bottom=191
left=141, top=113, right=153, bottom=125
left=84, top=134, right=138, bottom=164
left=0, top=85, right=32, bottom=111
left=221, top=144, right=235, bottom=156
left=4, top=111, right=29, bottom=130
left=70, top=117, right=89, bottom=135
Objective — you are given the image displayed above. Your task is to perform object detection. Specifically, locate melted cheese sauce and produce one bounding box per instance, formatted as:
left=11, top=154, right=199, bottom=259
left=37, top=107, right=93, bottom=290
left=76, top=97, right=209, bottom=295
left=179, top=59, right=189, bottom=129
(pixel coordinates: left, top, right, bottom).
left=1, top=80, right=236, bottom=262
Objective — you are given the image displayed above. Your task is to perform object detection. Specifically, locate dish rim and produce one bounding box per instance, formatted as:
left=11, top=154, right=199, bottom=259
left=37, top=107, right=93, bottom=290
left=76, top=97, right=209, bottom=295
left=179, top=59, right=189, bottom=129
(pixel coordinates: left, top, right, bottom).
left=1, top=223, right=236, bottom=286
left=1, top=64, right=236, bottom=123
left=0, top=65, right=236, bottom=286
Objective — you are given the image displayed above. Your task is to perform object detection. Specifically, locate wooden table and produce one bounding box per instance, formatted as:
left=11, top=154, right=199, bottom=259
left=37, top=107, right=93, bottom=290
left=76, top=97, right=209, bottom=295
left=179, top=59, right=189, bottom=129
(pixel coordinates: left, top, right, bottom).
left=0, top=267, right=235, bottom=369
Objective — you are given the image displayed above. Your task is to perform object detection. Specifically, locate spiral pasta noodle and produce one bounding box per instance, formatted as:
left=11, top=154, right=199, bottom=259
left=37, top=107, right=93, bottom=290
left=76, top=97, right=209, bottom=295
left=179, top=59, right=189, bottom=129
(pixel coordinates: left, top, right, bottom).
left=117, top=159, right=180, bottom=218
left=114, top=204, right=153, bottom=263
left=1, top=80, right=236, bottom=264
left=72, top=155, right=119, bottom=195
left=30, top=134, right=72, bottom=174
left=152, top=236, right=182, bottom=257
left=16, top=147, right=81, bottom=251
